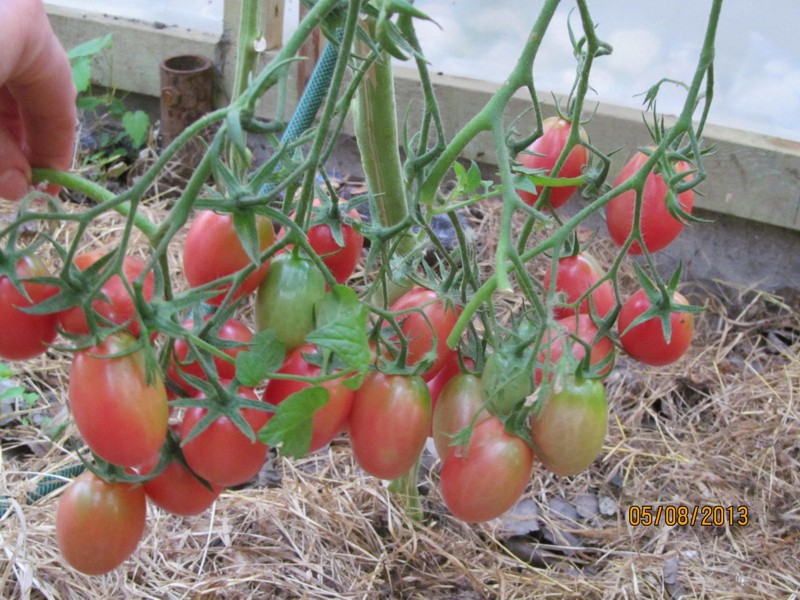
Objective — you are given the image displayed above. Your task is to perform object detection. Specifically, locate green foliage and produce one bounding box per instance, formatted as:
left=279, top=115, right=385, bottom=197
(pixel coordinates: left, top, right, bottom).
left=67, top=33, right=151, bottom=154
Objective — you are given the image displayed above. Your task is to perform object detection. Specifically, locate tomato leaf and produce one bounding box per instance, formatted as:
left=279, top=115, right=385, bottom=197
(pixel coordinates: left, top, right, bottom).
left=307, top=285, right=371, bottom=374
left=121, top=110, right=150, bottom=148
left=257, top=386, right=328, bottom=458
left=67, top=33, right=113, bottom=60
left=70, top=57, right=93, bottom=94
left=235, top=330, right=285, bottom=387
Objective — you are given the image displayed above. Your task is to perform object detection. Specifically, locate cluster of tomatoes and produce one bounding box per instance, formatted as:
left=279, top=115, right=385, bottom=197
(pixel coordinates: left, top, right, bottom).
left=0, top=115, right=697, bottom=576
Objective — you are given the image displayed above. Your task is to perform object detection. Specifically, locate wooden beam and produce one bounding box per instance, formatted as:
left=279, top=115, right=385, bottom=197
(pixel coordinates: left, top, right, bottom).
left=45, top=4, right=800, bottom=231
left=388, top=67, right=800, bottom=232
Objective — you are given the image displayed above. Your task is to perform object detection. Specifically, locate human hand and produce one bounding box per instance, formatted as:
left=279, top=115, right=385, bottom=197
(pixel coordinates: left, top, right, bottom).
left=0, top=0, right=77, bottom=200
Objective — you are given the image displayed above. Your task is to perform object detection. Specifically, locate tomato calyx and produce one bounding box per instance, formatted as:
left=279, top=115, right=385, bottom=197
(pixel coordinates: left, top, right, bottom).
left=170, top=381, right=273, bottom=447
left=621, top=262, right=702, bottom=345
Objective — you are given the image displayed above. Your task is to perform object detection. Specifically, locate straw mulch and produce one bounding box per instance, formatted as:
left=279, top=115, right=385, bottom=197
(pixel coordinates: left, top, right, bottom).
left=1, top=146, right=799, bottom=599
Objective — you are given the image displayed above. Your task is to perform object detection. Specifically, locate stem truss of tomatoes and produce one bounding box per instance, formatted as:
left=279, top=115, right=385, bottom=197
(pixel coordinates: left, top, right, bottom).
left=0, top=0, right=722, bottom=575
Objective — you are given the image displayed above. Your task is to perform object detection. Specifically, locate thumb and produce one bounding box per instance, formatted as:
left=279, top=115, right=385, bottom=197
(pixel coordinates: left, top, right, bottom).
left=0, top=124, right=31, bottom=200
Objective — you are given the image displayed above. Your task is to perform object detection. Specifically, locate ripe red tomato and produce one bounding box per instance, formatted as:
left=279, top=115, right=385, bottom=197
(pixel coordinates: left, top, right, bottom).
left=431, top=373, right=489, bottom=458
left=166, top=317, right=253, bottom=396
left=0, top=255, right=59, bottom=360
left=618, top=288, right=694, bottom=366
left=440, top=416, right=534, bottom=523
left=426, top=352, right=475, bottom=413
left=178, top=387, right=270, bottom=487
left=534, top=314, right=615, bottom=385
left=183, top=210, right=275, bottom=305
left=264, top=344, right=354, bottom=452
left=59, top=251, right=155, bottom=338
left=349, top=371, right=431, bottom=480
left=543, top=253, right=614, bottom=320
left=516, top=116, right=588, bottom=208
left=530, top=375, right=607, bottom=476
left=56, top=470, right=147, bottom=575
left=69, top=332, right=168, bottom=467
left=307, top=206, right=363, bottom=283
left=254, top=252, right=326, bottom=351
left=139, top=453, right=222, bottom=516
left=606, top=150, right=695, bottom=253
left=284, top=201, right=364, bottom=284
left=390, top=287, right=461, bottom=380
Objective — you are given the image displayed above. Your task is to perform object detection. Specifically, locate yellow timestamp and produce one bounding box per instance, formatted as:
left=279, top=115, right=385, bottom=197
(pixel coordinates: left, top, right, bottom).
left=628, top=504, right=749, bottom=527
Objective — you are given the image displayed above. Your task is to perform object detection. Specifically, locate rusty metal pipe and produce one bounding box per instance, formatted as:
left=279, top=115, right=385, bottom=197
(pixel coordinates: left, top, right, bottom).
left=159, top=54, right=214, bottom=172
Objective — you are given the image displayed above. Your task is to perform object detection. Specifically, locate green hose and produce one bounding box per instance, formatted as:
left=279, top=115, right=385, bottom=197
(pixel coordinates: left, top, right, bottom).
left=0, top=463, right=85, bottom=515
left=259, top=33, right=341, bottom=195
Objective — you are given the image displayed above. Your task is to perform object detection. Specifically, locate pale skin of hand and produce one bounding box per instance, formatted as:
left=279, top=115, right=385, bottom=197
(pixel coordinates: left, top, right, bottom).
left=0, top=0, right=77, bottom=200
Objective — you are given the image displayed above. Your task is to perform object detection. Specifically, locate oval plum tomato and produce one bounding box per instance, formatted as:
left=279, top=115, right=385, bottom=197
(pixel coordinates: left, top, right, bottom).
left=440, top=416, right=534, bottom=523
left=606, top=150, right=695, bottom=254
left=534, top=314, right=615, bottom=385
left=254, top=252, right=326, bottom=351
left=530, top=375, right=607, bottom=476
left=183, top=210, right=275, bottom=305
left=178, top=387, right=270, bottom=487
left=69, top=332, right=168, bottom=467
left=59, top=251, right=155, bottom=338
left=308, top=206, right=363, bottom=283
left=285, top=201, right=364, bottom=284
left=427, top=352, right=475, bottom=414
left=618, top=288, right=694, bottom=366
left=432, top=373, right=489, bottom=458
left=516, top=116, right=588, bottom=209
left=390, top=287, right=461, bottom=380
left=166, top=317, right=253, bottom=397
left=139, top=452, right=222, bottom=516
left=0, top=255, right=58, bottom=360
left=349, top=372, right=431, bottom=480
left=55, top=470, right=146, bottom=575
left=543, top=253, right=614, bottom=320
left=264, top=344, right=354, bottom=453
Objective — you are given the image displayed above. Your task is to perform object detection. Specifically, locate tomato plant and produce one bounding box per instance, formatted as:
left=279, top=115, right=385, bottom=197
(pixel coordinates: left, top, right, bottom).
left=254, top=252, right=326, bottom=351
left=178, top=387, right=271, bottom=487
left=58, top=251, right=154, bottom=338
left=516, top=116, right=588, bottom=209
left=543, top=252, right=615, bottom=320
left=530, top=375, right=607, bottom=476
left=0, top=255, right=59, bottom=360
left=534, top=314, right=615, bottom=385
left=431, top=373, right=489, bottom=458
left=166, top=317, right=253, bottom=397
left=69, top=332, right=168, bottom=467
left=139, top=452, right=222, bottom=516
left=349, top=371, right=431, bottom=480
left=55, top=470, right=147, bottom=575
left=618, top=288, right=694, bottom=366
left=183, top=210, right=275, bottom=305
left=440, top=416, right=534, bottom=523
left=264, top=344, right=354, bottom=452
left=605, top=150, right=695, bottom=254
left=390, top=287, right=461, bottom=380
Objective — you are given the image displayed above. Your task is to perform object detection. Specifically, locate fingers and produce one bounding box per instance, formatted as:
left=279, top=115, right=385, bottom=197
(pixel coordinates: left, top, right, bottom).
left=10, top=4, right=77, bottom=174
left=0, top=0, right=77, bottom=199
left=0, top=124, right=32, bottom=200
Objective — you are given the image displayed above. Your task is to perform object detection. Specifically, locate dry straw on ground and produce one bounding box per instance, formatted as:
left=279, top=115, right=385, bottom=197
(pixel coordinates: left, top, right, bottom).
left=1, top=154, right=799, bottom=599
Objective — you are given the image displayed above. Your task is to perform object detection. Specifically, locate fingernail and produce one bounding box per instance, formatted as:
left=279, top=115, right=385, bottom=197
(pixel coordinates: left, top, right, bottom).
left=0, top=169, right=31, bottom=200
